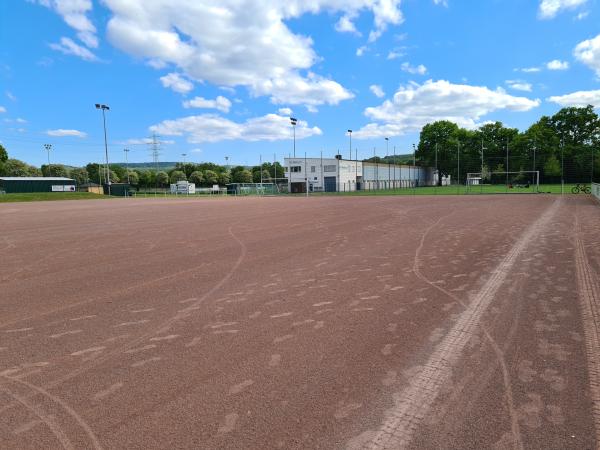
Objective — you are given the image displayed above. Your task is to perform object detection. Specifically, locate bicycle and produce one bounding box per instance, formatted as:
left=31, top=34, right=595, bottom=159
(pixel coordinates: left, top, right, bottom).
left=571, top=183, right=591, bottom=194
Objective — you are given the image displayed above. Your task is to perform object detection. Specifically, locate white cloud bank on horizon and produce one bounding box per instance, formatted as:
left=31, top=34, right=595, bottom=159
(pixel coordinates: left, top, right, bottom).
left=353, top=80, right=540, bottom=138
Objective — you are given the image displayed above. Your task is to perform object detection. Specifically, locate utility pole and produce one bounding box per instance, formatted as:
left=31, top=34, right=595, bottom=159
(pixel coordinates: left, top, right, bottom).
left=260, top=154, right=263, bottom=188
left=148, top=132, right=161, bottom=194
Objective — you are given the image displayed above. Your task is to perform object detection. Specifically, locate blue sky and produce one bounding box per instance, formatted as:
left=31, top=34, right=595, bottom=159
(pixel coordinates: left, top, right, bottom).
left=1, top=0, right=600, bottom=167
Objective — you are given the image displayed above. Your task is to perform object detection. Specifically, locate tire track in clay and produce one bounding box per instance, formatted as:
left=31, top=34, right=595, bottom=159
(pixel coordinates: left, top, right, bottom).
left=350, top=199, right=559, bottom=450
left=574, top=206, right=600, bottom=447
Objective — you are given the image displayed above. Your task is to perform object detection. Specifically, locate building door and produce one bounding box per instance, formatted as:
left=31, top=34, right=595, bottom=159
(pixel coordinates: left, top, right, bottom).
left=290, top=182, right=306, bottom=193
left=324, top=176, right=336, bottom=192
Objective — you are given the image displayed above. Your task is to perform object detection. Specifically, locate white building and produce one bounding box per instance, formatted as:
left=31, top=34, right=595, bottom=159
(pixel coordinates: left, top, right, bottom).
left=284, top=156, right=433, bottom=192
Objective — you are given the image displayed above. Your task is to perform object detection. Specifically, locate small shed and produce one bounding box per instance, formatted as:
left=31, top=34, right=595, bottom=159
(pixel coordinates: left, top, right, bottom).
left=0, top=177, right=76, bottom=193
left=79, top=183, right=104, bottom=194
left=103, top=183, right=131, bottom=196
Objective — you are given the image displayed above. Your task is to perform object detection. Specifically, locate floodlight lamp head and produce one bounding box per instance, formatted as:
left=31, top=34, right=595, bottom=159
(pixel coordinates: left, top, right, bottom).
left=347, top=129, right=352, bottom=133
left=290, top=117, right=297, bottom=125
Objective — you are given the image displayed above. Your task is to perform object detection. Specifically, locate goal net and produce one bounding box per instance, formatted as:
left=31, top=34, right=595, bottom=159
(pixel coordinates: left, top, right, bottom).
left=466, top=171, right=539, bottom=193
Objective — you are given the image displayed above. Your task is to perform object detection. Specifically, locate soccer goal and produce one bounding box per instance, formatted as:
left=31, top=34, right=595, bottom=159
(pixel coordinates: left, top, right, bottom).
left=466, top=171, right=540, bottom=194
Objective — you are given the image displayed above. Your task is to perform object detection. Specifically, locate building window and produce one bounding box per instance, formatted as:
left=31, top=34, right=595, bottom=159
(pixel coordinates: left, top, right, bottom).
left=290, top=166, right=302, bottom=173
left=314, top=177, right=318, bottom=180
left=311, top=166, right=316, bottom=172
left=323, top=165, right=336, bottom=172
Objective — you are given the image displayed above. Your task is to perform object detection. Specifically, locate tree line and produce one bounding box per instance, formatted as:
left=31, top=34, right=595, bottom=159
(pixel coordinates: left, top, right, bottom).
left=416, top=105, right=600, bottom=185
left=0, top=146, right=286, bottom=188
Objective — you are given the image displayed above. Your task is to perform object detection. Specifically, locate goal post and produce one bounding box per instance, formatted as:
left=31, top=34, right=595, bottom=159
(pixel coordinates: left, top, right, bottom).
left=466, top=171, right=540, bottom=193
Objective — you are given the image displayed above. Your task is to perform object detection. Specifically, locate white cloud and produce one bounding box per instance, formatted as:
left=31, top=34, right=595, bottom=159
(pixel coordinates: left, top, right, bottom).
left=575, top=11, right=589, bottom=20
left=546, top=59, right=569, bottom=70
left=34, top=0, right=98, bottom=48
left=159, top=73, right=194, bottom=94
left=335, top=14, right=360, bottom=35
left=538, top=0, right=587, bottom=19
left=401, top=62, right=427, bottom=75
left=547, top=89, right=600, bottom=107
left=102, top=0, right=394, bottom=107
left=387, top=49, right=406, bottom=60
left=353, top=80, right=540, bottom=138
left=433, top=0, right=448, bottom=6
left=370, top=84, right=385, bottom=98
left=6, top=91, right=16, bottom=101
left=183, top=96, right=232, bottom=113
left=574, top=34, right=600, bottom=77
left=0, top=106, right=6, bottom=113
left=49, top=37, right=98, bottom=61
left=506, top=80, right=533, bottom=92
left=278, top=107, right=293, bottom=116
left=150, top=112, right=322, bottom=144
left=15, top=118, right=27, bottom=124
left=516, top=66, right=541, bottom=73
left=46, top=129, right=87, bottom=137
left=251, top=72, right=353, bottom=106
left=356, top=46, right=367, bottom=57
left=190, top=148, right=203, bottom=153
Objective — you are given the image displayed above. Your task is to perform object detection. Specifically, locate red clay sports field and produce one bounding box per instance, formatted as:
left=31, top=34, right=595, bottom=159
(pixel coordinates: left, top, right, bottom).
left=1, top=194, right=599, bottom=449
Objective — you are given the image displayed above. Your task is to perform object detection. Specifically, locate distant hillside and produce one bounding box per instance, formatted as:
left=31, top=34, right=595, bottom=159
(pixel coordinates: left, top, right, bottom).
left=363, top=154, right=414, bottom=165
left=112, top=162, right=178, bottom=171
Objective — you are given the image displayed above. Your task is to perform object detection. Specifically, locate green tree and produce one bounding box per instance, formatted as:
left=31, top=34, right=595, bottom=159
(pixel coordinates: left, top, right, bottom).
left=417, top=120, right=461, bottom=186
left=41, top=164, right=70, bottom=177
left=2, top=159, right=41, bottom=176
left=233, top=169, right=252, bottom=183
left=70, top=167, right=89, bottom=185
left=109, top=170, right=120, bottom=183
left=218, top=171, right=231, bottom=185
left=156, top=171, right=169, bottom=187
left=169, top=170, right=187, bottom=184
left=203, top=170, right=218, bottom=185
left=0, top=144, right=7, bottom=163
left=125, top=171, right=139, bottom=185
left=543, top=155, right=561, bottom=177
left=189, top=171, right=204, bottom=185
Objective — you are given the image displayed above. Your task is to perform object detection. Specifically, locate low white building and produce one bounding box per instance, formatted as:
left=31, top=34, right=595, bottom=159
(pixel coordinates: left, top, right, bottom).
left=284, top=156, right=433, bottom=192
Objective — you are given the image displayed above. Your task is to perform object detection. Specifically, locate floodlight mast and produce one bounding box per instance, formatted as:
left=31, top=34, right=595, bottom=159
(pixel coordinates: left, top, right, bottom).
left=348, top=129, right=352, bottom=160
left=43, top=143, right=52, bottom=166
left=95, top=103, right=111, bottom=195
left=290, top=117, right=298, bottom=157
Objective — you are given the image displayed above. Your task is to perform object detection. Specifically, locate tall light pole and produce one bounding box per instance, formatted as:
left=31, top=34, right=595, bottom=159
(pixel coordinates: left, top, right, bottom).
left=95, top=103, right=111, bottom=195
left=290, top=117, right=298, bottom=157
left=348, top=129, right=352, bottom=160
left=505, top=137, right=509, bottom=186
left=457, top=140, right=461, bottom=192
left=43, top=143, right=52, bottom=171
left=124, top=148, right=131, bottom=185
left=435, top=142, right=438, bottom=186
left=561, top=137, right=565, bottom=195
left=385, top=137, right=390, bottom=188
left=481, top=139, right=486, bottom=179
left=413, top=143, right=417, bottom=187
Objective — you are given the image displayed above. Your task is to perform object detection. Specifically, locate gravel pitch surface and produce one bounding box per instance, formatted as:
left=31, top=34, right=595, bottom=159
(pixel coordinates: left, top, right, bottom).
left=1, top=195, right=599, bottom=449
